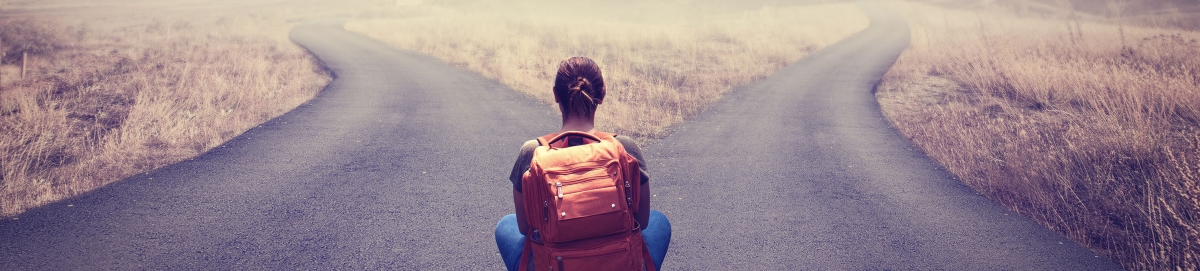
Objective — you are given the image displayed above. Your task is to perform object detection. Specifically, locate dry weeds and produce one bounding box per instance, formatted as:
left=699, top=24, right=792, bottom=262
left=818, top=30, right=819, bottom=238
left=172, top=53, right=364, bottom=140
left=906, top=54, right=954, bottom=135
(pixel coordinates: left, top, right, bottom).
left=0, top=16, right=330, bottom=216
left=345, top=1, right=869, bottom=141
left=877, top=2, right=1200, bottom=269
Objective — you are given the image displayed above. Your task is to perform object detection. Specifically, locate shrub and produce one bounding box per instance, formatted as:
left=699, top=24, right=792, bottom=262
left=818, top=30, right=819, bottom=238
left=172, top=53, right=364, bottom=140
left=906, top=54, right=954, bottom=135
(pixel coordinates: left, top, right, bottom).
left=0, top=19, right=68, bottom=64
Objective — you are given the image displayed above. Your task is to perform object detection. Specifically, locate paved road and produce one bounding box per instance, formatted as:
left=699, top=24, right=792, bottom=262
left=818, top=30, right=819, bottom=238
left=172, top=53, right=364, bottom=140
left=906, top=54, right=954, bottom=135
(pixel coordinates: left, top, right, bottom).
left=1, top=3, right=1122, bottom=270
left=642, top=2, right=1121, bottom=270
left=1, top=19, right=558, bottom=269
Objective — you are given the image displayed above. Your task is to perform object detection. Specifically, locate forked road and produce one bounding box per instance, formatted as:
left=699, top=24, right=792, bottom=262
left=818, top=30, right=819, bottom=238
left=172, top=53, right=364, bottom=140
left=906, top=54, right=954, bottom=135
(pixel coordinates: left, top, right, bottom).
left=1, top=3, right=1121, bottom=270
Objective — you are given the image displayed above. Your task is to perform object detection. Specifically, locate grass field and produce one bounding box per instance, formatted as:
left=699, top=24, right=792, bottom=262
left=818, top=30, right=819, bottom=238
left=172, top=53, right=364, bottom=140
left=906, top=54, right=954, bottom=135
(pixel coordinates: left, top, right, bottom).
left=0, top=3, right=333, bottom=216
left=877, top=1, right=1200, bottom=269
left=346, top=1, right=869, bottom=142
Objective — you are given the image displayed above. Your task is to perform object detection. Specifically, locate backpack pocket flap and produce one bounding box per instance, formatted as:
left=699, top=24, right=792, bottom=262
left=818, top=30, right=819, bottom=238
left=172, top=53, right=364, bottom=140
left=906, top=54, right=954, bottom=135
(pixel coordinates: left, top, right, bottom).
left=552, top=183, right=632, bottom=242
left=541, top=160, right=632, bottom=242
left=559, top=185, right=623, bottom=220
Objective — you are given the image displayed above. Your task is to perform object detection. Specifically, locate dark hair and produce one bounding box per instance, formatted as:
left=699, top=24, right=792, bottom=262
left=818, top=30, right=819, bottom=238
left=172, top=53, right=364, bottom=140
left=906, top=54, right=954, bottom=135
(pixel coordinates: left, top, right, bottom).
left=553, top=56, right=606, bottom=119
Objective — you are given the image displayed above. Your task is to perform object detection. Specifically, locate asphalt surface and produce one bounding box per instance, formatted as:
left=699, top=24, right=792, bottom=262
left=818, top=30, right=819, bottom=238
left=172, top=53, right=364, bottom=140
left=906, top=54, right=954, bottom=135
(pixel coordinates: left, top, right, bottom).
left=0, top=2, right=1122, bottom=270
left=1, top=18, right=558, bottom=269
left=642, top=2, right=1122, bottom=270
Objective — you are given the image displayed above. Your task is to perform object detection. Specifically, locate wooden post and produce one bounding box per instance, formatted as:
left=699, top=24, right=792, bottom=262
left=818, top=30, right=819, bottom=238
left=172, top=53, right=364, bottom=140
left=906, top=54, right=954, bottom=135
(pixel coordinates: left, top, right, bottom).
left=21, top=52, right=27, bottom=79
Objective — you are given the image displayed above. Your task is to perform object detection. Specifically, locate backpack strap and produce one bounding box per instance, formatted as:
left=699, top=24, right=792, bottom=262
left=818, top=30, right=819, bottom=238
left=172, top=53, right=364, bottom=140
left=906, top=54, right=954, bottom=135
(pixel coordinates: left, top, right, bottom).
left=535, top=134, right=552, bottom=147
left=642, top=238, right=658, bottom=271
left=591, top=131, right=615, bottom=139
left=517, top=237, right=533, bottom=271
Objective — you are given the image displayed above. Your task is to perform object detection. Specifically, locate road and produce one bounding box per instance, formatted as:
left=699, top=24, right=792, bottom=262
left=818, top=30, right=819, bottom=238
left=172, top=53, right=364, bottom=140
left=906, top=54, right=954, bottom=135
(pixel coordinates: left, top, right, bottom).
left=1, top=18, right=557, bottom=270
left=642, top=2, right=1120, bottom=270
left=1, top=3, right=1122, bottom=270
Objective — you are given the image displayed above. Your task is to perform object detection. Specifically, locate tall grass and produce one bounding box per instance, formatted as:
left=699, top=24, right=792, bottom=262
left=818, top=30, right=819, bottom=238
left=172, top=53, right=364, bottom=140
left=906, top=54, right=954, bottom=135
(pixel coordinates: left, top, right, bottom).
left=877, top=2, right=1200, bottom=269
left=0, top=16, right=330, bottom=216
left=346, top=1, right=869, bottom=141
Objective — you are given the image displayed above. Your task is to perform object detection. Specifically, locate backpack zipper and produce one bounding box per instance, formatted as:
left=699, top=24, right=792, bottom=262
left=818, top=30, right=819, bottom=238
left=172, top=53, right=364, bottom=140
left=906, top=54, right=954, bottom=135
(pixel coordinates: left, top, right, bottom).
left=625, top=180, right=633, bottom=208
left=558, top=174, right=613, bottom=187
left=545, top=161, right=612, bottom=175
left=555, top=175, right=616, bottom=200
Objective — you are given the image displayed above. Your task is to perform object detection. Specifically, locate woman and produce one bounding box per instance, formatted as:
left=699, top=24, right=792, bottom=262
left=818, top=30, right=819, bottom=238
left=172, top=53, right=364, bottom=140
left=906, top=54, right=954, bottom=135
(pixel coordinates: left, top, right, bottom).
left=495, top=56, right=671, bottom=270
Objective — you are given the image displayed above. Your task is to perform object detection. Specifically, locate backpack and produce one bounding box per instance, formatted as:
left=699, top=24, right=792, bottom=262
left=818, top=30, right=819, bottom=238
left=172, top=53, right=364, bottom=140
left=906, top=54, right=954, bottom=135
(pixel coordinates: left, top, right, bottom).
left=518, top=131, right=656, bottom=271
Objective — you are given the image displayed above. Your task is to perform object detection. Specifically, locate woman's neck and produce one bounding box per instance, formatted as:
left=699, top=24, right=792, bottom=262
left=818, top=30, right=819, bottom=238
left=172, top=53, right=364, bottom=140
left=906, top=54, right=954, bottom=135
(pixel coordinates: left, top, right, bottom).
left=559, top=116, right=595, bottom=133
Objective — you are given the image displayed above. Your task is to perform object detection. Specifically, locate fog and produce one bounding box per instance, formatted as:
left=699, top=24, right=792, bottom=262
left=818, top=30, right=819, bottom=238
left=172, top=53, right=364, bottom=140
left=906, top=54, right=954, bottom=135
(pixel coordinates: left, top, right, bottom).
left=5, top=0, right=1193, bottom=33
left=0, top=0, right=858, bottom=29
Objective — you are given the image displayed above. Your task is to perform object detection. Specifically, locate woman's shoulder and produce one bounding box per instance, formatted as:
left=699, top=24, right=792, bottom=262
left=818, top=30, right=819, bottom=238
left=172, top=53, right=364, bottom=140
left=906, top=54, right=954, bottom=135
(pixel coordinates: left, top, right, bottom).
left=613, top=135, right=640, bottom=150
left=611, top=135, right=650, bottom=180
left=518, top=139, right=539, bottom=156
left=612, top=135, right=645, bottom=161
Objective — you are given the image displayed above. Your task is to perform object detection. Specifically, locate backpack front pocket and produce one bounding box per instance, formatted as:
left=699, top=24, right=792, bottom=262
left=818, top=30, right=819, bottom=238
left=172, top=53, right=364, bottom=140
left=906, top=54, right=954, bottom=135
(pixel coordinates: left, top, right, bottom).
left=545, top=162, right=633, bottom=242
left=550, top=238, right=640, bottom=271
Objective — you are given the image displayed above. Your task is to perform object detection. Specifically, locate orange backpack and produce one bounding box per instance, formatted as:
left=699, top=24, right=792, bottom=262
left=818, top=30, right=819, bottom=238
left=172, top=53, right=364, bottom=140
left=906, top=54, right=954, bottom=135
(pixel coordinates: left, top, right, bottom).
left=518, top=131, right=655, bottom=271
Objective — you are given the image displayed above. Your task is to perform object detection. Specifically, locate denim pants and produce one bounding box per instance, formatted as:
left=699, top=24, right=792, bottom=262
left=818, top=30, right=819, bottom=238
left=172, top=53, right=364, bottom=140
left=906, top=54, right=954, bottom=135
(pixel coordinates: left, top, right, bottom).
left=495, top=210, right=671, bottom=271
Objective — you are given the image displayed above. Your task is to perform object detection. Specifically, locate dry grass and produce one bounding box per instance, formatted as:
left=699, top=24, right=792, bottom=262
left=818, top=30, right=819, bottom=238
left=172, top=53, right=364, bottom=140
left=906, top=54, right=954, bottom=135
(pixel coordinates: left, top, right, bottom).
left=0, top=15, right=331, bottom=216
left=345, top=1, right=869, bottom=141
left=877, top=1, right=1200, bottom=269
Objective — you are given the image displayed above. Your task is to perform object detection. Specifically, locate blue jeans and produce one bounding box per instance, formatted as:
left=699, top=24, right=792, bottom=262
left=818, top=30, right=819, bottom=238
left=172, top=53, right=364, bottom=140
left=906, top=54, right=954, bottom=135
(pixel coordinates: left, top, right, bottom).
left=495, top=210, right=671, bottom=271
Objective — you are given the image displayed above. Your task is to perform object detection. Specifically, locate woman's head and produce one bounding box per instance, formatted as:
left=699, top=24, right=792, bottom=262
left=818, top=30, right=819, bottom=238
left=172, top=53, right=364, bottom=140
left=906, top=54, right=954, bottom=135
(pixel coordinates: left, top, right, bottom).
left=553, top=56, right=606, bottom=120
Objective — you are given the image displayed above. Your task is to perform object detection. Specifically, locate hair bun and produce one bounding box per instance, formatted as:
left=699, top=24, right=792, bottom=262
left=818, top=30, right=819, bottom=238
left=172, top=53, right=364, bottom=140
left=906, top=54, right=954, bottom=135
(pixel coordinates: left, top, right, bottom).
left=569, top=76, right=590, bottom=92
